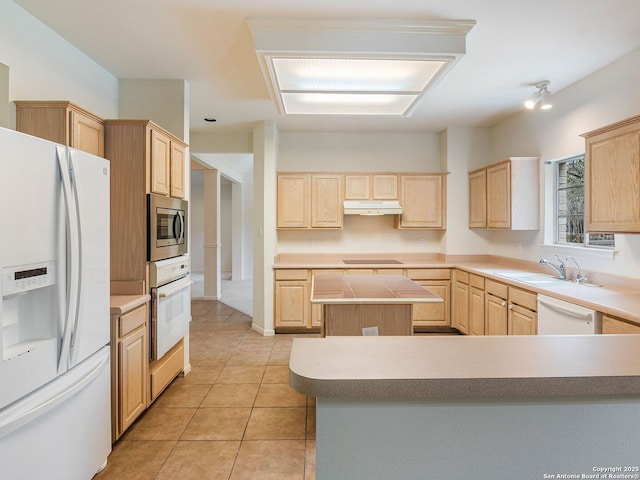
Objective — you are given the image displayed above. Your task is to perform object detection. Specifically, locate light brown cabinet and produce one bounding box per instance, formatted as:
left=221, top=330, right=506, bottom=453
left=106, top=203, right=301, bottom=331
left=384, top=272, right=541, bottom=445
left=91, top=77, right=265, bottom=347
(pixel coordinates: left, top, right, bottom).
left=484, top=279, right=537, bottom=336
left=602, top=314, right=640, bottom=334
left=277, top=173, right=343, bottom=229
left=15, top=100, right=105, bottom=157
left=405, top=269, right=451, bottom=328
left=345, top=174, right=398, bottom=200
left=468, top=157, right=539, bottom=230
left=454, top=270, right=485, bottom=335
left=106, top=120, right=188, bottom=283
left=581, top=115, right=640, bottom=233
left=111, top=303, right=148, bottom=442
left=396, top=174, right=447, bottom=229
left=274, top=270, right=311, bottom=330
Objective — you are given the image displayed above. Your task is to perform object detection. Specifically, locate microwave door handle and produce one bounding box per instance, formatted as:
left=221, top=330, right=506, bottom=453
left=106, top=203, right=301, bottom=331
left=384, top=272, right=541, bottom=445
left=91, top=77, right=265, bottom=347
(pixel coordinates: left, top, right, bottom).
left=172, top=212, right=184, bottom=242
left=177, top=211, right=185, bottom=243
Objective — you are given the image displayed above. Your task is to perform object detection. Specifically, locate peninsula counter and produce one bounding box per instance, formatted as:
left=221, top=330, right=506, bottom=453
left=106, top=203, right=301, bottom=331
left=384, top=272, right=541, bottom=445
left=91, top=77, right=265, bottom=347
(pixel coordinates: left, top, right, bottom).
left=290, top=335, right=640, bottom=479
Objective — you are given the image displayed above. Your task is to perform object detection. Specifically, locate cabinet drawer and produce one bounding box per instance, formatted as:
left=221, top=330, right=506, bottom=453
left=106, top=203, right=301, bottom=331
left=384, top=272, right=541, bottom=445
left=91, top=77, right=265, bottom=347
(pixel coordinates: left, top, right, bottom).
left=150, top=340, right=184, bottom=401
left=406, top=268, right=451, bottom=280
left=456, top=270, right=469, bottom=284
left=469, top=274, right=484, bottom=289
left=275, top=269, right=309, bottom=281
left=509, top=287, right=537, bottom=311
left=485, top=279, right=508, bottom=300
left=602, top=315, right=640, bottom=334
left=119, top=304, right=147, bottom=337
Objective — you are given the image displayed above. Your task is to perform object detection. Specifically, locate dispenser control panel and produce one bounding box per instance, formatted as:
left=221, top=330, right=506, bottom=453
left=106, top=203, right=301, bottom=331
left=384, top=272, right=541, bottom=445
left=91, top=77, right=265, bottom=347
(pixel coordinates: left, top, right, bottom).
left=1, top=261, right=56, bottom=297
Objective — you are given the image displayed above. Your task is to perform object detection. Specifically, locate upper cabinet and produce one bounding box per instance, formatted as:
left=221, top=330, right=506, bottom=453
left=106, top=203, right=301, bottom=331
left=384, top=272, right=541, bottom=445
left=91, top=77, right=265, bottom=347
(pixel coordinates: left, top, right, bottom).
left=581, top=115, right=640, bottom=233
left=468, top=157, right=539, bottom=230
left=105, top=120, right=187, bottom=199
left=396, top=173, right=447, bottom=229
left=15, top=101, right=105, bottom=157
left=277, top=172, right=343, bottom=229
left=345, top=174, right=398, bottom=200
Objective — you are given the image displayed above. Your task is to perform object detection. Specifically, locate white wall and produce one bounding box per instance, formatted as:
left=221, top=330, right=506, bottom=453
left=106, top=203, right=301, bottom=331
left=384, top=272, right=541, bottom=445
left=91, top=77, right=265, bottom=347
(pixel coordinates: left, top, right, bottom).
left=488, top=47, right=640, bottom=278
left=0, top=0, right=118, bottom=124
left=277, top=132, right=445, bottom=253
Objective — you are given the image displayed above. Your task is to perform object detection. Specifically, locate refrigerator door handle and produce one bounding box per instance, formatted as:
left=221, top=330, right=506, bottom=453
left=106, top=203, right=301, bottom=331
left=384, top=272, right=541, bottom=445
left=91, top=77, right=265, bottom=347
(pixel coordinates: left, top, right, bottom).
left=56, top=146, right=80, bottom=374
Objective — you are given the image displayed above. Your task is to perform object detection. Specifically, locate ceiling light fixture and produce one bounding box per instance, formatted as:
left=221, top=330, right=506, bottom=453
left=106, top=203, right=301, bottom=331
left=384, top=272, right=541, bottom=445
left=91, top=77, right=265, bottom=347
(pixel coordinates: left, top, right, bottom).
left=248, top=17, right=475, bottom=117
left=524, top=81, right=553, bottom=110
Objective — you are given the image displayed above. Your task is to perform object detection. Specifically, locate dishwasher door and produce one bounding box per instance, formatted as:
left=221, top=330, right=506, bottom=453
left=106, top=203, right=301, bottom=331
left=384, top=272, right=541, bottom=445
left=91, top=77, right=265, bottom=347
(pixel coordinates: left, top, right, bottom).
left=537, top=294, right=599, bottom=335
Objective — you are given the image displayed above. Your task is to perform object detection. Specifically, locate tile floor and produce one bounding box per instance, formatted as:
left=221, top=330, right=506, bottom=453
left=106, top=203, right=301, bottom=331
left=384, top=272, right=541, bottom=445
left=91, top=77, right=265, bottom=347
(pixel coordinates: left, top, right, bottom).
left=95, top=300, right=317, bottom=480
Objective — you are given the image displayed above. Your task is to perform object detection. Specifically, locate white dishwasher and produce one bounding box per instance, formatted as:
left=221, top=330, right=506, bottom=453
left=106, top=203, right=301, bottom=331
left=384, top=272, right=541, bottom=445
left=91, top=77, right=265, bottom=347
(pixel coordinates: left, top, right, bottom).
left=537, top=294, right=599, bottom=334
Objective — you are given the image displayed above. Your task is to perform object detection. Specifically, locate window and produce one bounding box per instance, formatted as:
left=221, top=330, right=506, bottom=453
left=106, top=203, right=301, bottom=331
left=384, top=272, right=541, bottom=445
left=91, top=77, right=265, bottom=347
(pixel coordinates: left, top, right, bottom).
left=555, top=155, right=614, bottom=248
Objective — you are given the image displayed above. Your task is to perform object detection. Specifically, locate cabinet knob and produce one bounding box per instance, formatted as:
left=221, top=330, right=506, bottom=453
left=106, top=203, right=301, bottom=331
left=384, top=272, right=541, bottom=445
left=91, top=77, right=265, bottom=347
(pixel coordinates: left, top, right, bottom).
left=508, top=304, right=513, bottom=310
left=501, top=301, right=506, bottom=307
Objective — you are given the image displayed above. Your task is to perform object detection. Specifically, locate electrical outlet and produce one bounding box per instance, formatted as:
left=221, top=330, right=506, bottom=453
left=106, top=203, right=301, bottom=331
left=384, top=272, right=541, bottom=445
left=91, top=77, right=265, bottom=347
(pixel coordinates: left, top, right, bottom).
left=362, top=326, right=379, bottom=336
left=419, top=238, right=426, bottom=246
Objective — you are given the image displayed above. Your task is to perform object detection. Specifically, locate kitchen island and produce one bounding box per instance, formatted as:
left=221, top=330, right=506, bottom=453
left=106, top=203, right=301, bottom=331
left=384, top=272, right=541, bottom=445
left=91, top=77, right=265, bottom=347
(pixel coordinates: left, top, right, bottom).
left=290, top=334, right=640, bottom=479
left=311, top=273, right=442, bottom=336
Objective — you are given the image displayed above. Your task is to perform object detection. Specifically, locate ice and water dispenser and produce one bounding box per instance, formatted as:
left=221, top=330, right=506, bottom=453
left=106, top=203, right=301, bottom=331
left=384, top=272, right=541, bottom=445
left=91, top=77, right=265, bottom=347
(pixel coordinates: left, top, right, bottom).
left=1, top=261, right=58, bottom=360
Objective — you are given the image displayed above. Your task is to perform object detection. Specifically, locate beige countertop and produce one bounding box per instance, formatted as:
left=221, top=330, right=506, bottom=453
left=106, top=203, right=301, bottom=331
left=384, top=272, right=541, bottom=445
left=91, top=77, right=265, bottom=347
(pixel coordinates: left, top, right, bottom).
left=311, top=273, right=442, bottom=304
left=110, top=294, right=150, bottom=315
left=274, top=253, right=640, bottom=325
left=289, top=335, right=640, bottom=399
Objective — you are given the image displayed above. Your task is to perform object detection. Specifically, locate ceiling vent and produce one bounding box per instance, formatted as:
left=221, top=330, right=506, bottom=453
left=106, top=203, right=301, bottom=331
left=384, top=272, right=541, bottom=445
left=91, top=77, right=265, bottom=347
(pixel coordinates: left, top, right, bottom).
left=248, top=17, right=475, bottom=117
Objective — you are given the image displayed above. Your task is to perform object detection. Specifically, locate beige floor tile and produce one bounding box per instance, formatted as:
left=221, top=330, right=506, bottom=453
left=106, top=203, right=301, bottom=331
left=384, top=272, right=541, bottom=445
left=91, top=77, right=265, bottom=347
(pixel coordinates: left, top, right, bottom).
left=172, top=364, right=224, bottom=385
left=152, top=384, right=211, bottom=408
left=305, top=440, right=316, bottom=480
left=181, top=407, right=251, bottom=440
left=155, top=440, right=241, bottom=480
left=125, top=407, right=196, bottom=440
left=216, top=365, right=266, bottom=384
left=255, top=383, right=307, bottom=407
left=227, top=349, right=272, bottom=366
left=262, top=365, right=290, bottom=384
left=201, top=383, right=260, bottom=407
left=244, top=407, right=307, bottom=440
left=230, top=440, right=306, bottom=480
left=93, top=440, right=176, bottom=480
left=268, top=348, right=292, bottom=365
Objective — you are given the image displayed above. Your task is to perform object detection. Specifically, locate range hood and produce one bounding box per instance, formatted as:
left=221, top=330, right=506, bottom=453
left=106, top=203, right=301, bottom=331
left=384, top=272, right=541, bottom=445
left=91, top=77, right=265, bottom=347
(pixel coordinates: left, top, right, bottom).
left=343, top=200, right=403, bottom=215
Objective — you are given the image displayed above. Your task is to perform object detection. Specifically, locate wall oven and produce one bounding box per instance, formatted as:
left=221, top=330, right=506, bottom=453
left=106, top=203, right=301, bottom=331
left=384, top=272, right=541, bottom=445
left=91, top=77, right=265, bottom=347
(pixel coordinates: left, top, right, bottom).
left=148, top=193, right=188, bottom=261
left=149, top=255, right=190, bottom=360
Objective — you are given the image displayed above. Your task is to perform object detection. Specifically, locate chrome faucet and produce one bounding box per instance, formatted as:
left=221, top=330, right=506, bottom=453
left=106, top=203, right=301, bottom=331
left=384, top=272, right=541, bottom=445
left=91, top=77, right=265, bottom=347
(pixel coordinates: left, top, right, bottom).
left=565, top=256, right=588, bottom=284
left=539, top=254, right=566, bottom=279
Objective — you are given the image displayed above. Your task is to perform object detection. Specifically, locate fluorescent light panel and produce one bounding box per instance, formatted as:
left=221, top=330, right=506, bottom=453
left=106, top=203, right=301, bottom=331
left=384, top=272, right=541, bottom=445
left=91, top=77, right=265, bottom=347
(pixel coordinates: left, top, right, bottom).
left=272, top=57, right=447, bottom=115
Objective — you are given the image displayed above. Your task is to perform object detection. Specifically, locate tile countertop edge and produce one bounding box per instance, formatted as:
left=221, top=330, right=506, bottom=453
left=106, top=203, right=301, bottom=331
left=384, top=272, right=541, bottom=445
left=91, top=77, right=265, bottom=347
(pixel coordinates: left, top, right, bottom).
left=289, top=336, right=640, bottom=400
left=110, top=294, right=150, bottom=315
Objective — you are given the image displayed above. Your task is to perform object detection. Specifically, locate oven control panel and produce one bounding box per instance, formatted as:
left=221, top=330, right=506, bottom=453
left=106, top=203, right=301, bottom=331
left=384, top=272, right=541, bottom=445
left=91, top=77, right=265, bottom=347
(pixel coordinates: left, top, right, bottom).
left=150, top=254, right=189, bottom=287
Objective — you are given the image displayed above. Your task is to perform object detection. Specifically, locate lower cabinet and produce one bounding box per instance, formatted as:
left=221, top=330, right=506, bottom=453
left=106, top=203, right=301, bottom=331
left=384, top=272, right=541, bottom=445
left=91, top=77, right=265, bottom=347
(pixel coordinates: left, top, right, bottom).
left=274, top=270, right=312, bottom=330
left=602, top=314, right=640, bottom=334
left=484, top=280, right=537, bottom=336
left=111, top=302, right=148, bottom=442
left=405, top=269, right=451, bottom=328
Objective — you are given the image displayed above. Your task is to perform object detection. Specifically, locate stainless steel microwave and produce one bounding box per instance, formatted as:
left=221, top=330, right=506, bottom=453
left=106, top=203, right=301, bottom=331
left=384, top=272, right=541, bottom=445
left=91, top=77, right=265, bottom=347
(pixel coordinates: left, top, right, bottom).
left=148, top=193, right=188, bottom=261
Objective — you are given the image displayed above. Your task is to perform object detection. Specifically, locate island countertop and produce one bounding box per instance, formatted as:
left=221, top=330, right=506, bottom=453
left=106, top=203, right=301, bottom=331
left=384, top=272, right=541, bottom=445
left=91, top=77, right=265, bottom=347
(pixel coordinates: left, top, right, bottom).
left=289, top=335, right=640, bottom=399
left=311, top=273, right=443, bottom=304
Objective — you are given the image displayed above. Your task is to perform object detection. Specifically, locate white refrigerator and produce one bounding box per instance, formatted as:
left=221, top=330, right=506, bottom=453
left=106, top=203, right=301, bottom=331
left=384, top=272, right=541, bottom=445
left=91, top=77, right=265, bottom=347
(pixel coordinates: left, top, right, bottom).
left=0, top=127, right=111, bottom=479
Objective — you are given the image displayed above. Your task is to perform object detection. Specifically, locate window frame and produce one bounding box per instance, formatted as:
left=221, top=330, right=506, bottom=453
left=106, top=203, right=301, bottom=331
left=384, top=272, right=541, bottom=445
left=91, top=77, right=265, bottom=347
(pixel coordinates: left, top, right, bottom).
left=552, top=154, right=614, bottom=250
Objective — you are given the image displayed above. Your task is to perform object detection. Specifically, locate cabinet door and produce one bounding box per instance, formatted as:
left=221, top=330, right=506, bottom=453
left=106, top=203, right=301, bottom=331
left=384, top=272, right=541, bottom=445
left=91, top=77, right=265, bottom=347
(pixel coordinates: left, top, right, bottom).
left=468, top=169, right=487, bottom=228
left=585, top=126, right=640, bottom=232
left=398, top=174, right=445, bottom=229
left=345, top=175, right=370, bottom=200
left=311, top=174, right=343, bottom=228
left=412, top=281, right=450, bottom=327
left=277, top=174, right=310, bottom=228
left=485, top=293, right=508, bottom=335
left=274, top=281, right=310, bottom=328
left=372, top=174, right=398, bottom=199
left=119, top=325, right=147, bottom=433
left=454, top=280, right=469, bottom=334
left=70, top=110, right=105, bottom=157
left=150, top=130, right=171, bottom=195
left=469, top=286, right=485, bottom=335
left=486, top=162, right=511, bottom=228
left=602, top=315, right=640, bottom=334
left=170, top=141, right=186, bottom=199
left=508, top=304, right=537, bottom=335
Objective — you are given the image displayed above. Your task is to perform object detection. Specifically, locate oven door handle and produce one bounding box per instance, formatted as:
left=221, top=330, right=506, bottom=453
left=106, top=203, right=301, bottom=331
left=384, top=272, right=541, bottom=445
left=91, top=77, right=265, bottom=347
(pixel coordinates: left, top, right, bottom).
left=159, top=279, right=193, bottom=298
